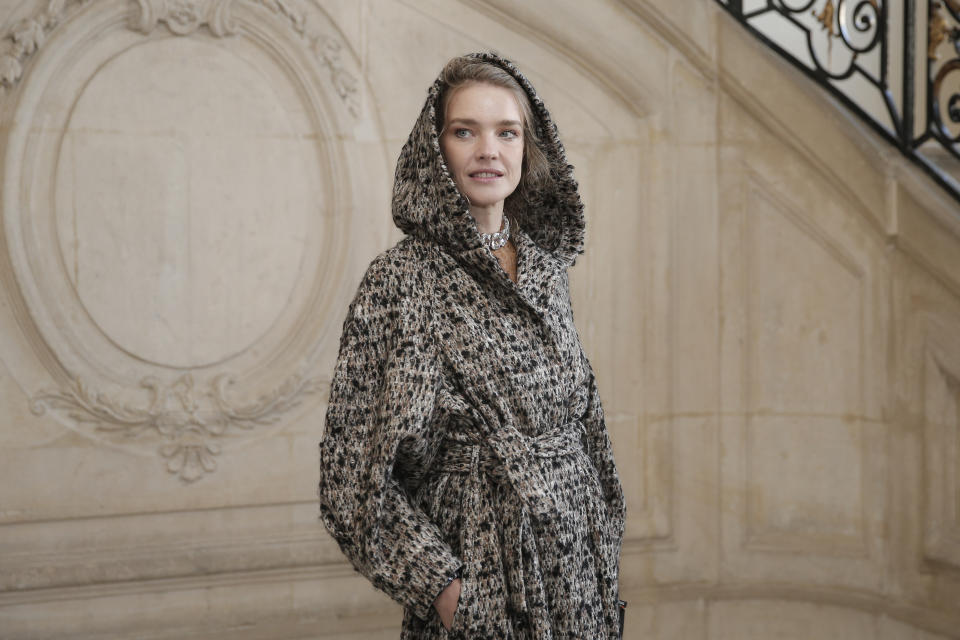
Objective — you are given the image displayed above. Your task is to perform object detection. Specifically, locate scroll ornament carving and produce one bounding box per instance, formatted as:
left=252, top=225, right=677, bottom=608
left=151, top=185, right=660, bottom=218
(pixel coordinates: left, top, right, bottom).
left=132, top=0, right=360, bottom=116
left=0, top=0, right=90, bottom=92
left=0, top=0, right=359, bottom=116
left=5, top=0, right=354, bottom=483
left=254, top=0, right=360, bottom=116
left=30, top=372, right=326, bottom=482
left=133, top=0, right=238, bottom=37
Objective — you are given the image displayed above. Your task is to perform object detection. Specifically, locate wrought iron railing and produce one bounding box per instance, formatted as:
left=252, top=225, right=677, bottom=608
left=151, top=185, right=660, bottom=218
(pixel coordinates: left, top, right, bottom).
left=716, top=0, right=960, bottom=207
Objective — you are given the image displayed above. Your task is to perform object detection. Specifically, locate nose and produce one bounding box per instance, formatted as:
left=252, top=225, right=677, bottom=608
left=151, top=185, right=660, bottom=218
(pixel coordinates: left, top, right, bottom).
left=476, top=133, right=499, bottom=159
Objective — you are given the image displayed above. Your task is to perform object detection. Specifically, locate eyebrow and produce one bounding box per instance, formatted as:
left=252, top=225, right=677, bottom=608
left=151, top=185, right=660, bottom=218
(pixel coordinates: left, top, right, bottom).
left=446, top=118, right=522, bottom=127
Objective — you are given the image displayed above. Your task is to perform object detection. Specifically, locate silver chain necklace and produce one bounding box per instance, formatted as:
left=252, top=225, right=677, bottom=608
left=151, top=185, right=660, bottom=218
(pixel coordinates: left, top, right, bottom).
left=480, top=215, right=510, bottom=251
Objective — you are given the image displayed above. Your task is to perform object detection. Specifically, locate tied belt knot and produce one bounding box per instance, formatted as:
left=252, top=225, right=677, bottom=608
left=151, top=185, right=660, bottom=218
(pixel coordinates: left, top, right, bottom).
left=434, top=420, right=586, bottom=631
left=436, top=420, right=585, bottom=481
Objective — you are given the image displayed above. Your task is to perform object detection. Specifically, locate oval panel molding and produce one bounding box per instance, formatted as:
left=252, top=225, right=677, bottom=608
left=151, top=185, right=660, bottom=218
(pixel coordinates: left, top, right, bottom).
left=0, top=0, right=383, bottom=482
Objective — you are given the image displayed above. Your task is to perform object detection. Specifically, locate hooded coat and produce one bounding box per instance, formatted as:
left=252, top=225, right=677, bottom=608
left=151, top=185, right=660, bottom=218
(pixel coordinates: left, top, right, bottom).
left=318, top=53, right=626, bottom=639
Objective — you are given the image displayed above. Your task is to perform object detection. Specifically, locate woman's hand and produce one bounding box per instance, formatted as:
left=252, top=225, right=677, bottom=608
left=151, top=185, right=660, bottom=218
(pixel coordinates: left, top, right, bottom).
left=433, top=577, right=462, bottom=631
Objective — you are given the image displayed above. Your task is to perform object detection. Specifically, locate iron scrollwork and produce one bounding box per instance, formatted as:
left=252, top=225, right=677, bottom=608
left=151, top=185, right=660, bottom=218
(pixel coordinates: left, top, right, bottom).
left=929, top=2, right=960, bottom=145
left=717, top=1, right=960, bottom=206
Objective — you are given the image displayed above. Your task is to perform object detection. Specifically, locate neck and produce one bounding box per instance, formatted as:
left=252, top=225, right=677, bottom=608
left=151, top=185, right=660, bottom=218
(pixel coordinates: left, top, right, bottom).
left=470, top=204, right=504, bottom=234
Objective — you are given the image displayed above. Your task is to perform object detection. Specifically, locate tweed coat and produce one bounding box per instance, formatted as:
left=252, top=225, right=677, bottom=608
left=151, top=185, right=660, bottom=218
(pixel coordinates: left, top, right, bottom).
left=318, top=53, right=625, bottom=639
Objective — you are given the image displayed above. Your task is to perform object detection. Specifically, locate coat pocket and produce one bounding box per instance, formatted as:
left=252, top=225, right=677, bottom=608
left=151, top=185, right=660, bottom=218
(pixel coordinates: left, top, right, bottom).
left=444, top=572, right=471, bottom=639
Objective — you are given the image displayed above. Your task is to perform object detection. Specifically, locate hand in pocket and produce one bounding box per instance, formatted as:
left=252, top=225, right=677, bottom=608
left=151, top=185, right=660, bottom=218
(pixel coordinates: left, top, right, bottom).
left=434, top=577, right=462, bottom=631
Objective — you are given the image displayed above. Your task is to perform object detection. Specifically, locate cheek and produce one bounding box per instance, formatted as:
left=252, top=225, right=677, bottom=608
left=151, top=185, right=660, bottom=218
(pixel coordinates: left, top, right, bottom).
left=448, top=149, right=469, bottom=176
left=440, top=136, right=461, bottom=172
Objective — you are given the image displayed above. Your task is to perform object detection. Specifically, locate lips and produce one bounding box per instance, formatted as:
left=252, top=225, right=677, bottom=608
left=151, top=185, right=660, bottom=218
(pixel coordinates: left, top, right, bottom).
left=468, top=170, right=504, bottom=178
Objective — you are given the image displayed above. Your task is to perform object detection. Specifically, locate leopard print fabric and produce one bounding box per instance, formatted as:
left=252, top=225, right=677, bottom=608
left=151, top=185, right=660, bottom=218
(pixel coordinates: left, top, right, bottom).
left=318, top=52, right=625, bottom=639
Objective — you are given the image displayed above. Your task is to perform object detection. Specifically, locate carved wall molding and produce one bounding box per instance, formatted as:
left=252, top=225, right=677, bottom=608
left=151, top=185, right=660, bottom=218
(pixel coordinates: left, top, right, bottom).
left=0, top=0, right=90, bottom=91
left=1, top=0, right=360, bottom=108
left=30, top=372, right=326, bottom=482
left=128, top=0, right=359, bottom=115
left=0, top=0, right=381, bottom=483
left=718, top=160, right=886, bottom=593
left=922, top=322, right=960, bottom=569
left=252, top=0, right=358, bottom=116
left=612, top=585, right=960, bottom=640
left=1, top=579, right=958, bottom=639
left=616, top=0, right=715, bottom=75
left=132, top=0, right=238, bottom=37
left=742, top=174, right=869, bottom=556
left=2, top=524, right=335, bottom=591
left=458, top=0, right=653, bottom=118
left=0, top=563, right=402, bottom=640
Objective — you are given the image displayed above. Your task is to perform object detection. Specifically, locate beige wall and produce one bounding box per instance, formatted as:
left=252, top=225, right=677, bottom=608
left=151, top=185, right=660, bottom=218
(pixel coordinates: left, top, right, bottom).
left=0, top=0, right=959, bottom=638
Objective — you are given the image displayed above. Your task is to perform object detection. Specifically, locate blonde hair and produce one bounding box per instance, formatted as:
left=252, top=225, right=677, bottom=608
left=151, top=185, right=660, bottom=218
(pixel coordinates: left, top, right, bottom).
left=437, top=56, right=551, bottom=210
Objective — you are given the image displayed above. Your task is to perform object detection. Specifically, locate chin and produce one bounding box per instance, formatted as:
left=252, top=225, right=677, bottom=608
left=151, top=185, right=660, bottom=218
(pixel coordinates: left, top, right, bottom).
left=464, top=188, right=518, bottom=209
left=468, top=196, right=509, bottom=208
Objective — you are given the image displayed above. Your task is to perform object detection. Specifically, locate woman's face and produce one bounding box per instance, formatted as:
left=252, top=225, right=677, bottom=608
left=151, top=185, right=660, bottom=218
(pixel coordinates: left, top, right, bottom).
left=440, top=82, right=524, bottom=218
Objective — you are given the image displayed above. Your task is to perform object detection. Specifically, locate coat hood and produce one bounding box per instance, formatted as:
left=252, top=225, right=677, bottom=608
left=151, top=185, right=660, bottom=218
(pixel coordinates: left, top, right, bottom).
left=391, top=52, right=586, bottom=267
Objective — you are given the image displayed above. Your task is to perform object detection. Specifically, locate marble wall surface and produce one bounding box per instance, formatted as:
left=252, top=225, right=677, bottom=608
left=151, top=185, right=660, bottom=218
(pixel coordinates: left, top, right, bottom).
left=0, top=0, right=958, bottom=638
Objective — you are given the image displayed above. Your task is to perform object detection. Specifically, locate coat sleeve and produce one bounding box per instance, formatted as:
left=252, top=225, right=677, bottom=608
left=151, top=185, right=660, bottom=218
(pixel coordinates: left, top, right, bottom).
left=318, top=257, right=462, bottom=621
left=581, top=352, right=627, bottom=556
left=561, top=271, right=626, bottom=549
left=563, top=271, right=626, bottom=563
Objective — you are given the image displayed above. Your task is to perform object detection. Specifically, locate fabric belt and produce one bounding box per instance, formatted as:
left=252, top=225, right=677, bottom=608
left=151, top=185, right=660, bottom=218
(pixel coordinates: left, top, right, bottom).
left=435, top=421, right=585, bottom=478
left=434, top=420, right=586, bottom=632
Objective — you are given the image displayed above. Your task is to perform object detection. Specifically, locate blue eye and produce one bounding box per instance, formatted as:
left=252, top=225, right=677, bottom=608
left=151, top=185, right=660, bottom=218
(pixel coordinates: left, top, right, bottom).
left=500, top=130, right=520, bottom=139
left=454, top=128, right=471, bottom=138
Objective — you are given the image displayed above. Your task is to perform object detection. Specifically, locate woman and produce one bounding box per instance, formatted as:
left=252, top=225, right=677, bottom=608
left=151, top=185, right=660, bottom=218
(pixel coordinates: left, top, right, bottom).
left=318, top=52, right=625, bottom=639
